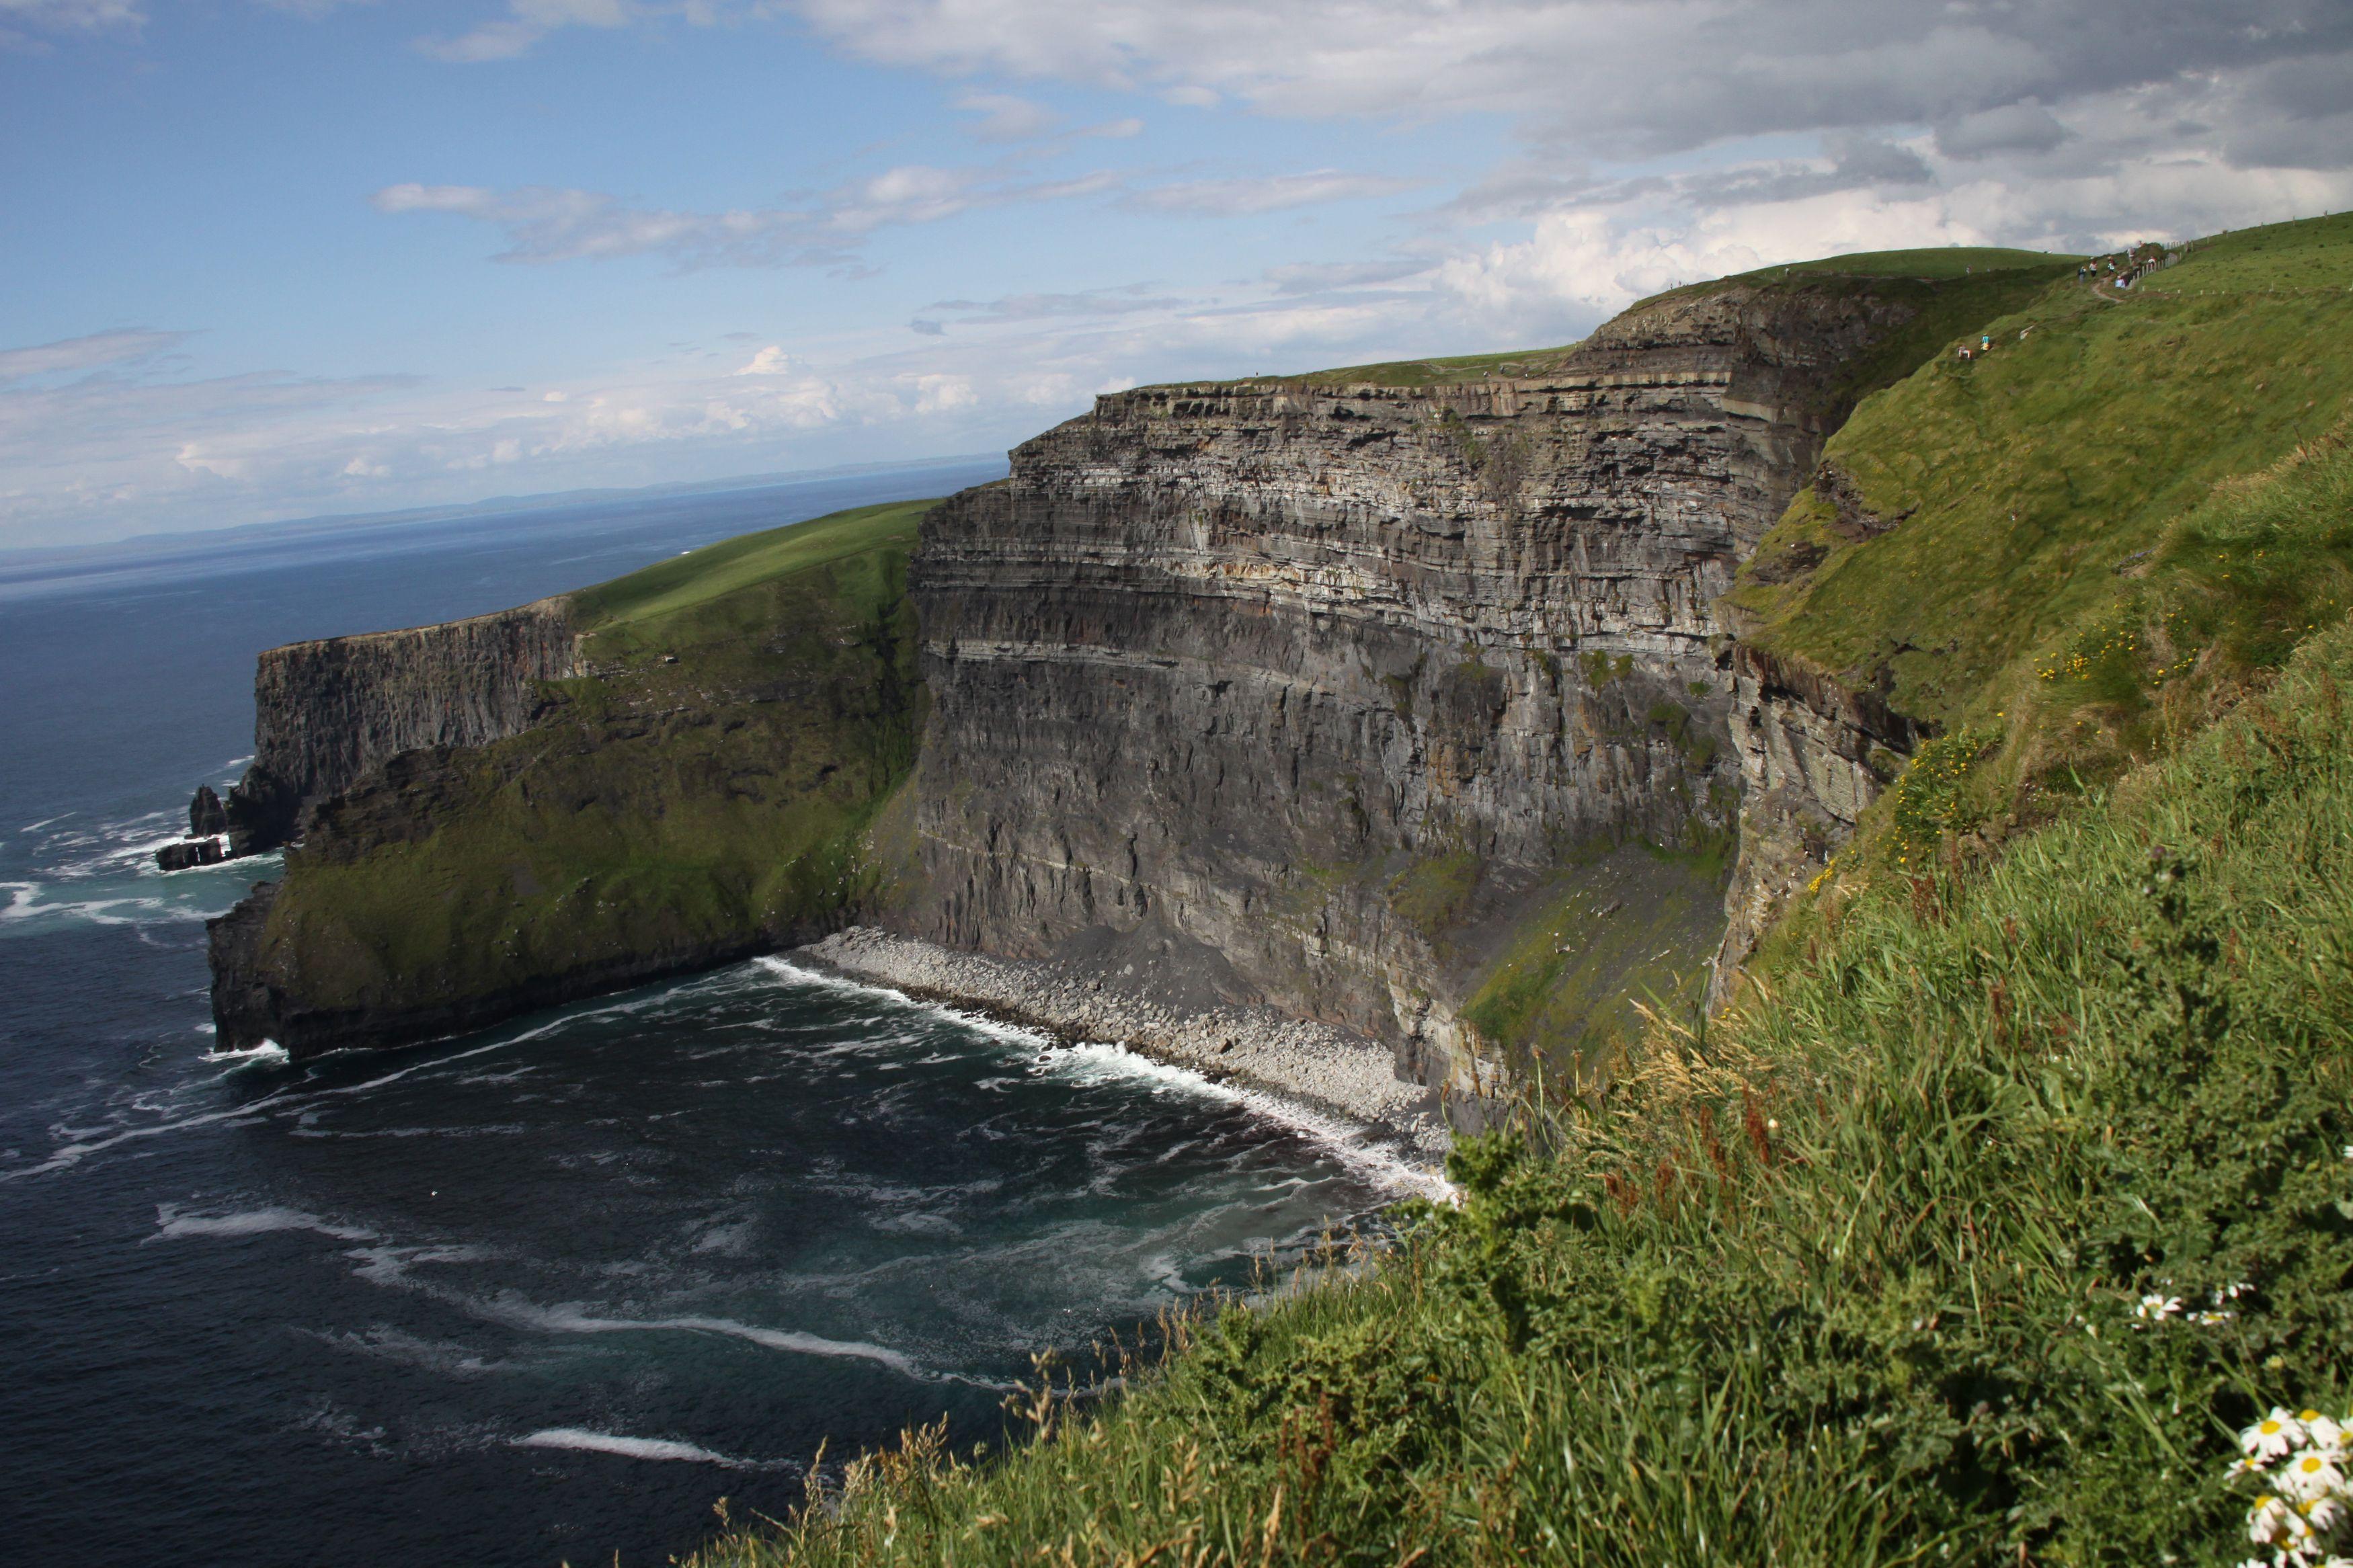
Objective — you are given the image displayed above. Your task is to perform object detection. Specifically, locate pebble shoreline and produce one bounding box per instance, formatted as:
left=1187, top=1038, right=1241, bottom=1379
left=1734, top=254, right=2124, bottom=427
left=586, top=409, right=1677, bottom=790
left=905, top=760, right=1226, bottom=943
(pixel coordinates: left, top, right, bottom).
left=796, top=927, right=1453, bottom=1167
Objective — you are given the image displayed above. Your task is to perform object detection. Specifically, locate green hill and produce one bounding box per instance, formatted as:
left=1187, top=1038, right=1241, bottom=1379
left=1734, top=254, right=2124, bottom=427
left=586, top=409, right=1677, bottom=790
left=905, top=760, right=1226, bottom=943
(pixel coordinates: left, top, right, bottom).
left=692, top=217, right=2353, bottom=1568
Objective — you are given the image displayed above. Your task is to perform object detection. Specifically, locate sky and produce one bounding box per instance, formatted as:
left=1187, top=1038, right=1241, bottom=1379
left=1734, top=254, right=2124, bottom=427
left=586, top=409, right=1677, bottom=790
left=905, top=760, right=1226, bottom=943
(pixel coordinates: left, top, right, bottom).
left=4, top=0, right=2351, bottom=548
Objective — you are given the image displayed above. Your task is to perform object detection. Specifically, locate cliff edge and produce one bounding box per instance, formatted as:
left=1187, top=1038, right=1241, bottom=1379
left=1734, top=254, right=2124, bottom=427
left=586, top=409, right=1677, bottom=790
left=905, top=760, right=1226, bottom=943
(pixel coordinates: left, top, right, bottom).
left=901, top=257, right=2067, bottom=1117
left=206, top=500, right=930, bottom=1055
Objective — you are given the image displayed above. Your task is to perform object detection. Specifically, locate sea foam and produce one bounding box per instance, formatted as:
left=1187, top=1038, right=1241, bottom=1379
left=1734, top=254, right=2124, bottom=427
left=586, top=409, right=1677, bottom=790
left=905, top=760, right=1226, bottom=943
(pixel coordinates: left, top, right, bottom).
left=517, top=1428, right=744, bottom=1465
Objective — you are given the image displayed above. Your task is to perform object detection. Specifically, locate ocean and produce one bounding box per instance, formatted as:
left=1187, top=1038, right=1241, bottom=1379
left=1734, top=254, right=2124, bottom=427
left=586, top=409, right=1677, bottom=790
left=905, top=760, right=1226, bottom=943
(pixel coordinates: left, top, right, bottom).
left=0, top=464, right=1422, bottom=1567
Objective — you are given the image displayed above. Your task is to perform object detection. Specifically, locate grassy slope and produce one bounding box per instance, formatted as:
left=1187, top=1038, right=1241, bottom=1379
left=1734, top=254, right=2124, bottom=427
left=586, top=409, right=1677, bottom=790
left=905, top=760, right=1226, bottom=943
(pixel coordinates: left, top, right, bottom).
left=250, top=499, right=932, bottom=1020
left=689, top=224, right=2353, bottom=1567
left=1726, top=214, right=2353, bottom=737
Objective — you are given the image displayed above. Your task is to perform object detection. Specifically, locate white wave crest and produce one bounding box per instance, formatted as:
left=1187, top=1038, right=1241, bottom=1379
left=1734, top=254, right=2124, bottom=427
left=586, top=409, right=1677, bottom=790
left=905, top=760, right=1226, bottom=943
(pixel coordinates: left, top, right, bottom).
left=147, top=1204, right=376, bottom=1244
left=1037, top=1041, right=1453, bottom=1203
left=200, top=1040, right=289, bottom=1069
left=518, top=1304, right=926, bottom=1377
left=517, top=1428, right=742, bottom=1465
left=756, top=956, right=1053, bottom=1047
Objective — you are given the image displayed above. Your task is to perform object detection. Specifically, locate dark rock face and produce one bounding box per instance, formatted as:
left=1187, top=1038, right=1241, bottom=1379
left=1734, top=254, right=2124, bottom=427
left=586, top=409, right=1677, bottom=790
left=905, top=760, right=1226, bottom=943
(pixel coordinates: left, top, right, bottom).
left=903, top=280, right=1943, bottom=1101
left=189, top=785, right=227, bottom=837
left=1707, top=642, right=1936, bottom=1003
left=211, top=597, right=577, bottom=854
left=156, top=837, right=225, bottom=872
left=207, top=880, right=281, bottom=1042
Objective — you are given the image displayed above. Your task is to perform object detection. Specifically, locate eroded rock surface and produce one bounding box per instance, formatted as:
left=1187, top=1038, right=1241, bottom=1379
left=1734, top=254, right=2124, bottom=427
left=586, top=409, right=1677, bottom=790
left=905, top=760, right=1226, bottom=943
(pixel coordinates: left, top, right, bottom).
left=901, top=280, right=1948, bottom=1111
left=214, top=597, right=577, bottom=854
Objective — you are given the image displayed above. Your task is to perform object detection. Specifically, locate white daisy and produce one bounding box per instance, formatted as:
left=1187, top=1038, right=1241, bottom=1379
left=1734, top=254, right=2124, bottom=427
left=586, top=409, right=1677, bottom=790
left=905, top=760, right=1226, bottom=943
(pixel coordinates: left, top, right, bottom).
left=2305, top=1413, right=2348, bottom=1454
left=2283, top=1452, right=2346, bottom=1503
left=2249, top=1411, right=2311, bottom=1461
left=2254, top=1495, right=2299, bottom=1544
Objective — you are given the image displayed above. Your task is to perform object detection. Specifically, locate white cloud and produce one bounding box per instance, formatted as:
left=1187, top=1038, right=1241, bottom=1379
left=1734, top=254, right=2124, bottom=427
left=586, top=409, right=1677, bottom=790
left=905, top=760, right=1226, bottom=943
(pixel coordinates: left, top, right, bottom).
left=367, top=167, right=1088, bottom=267
left=417, top=0, right=640, bottom=63
left=0, top=328, right=190, bottom=383
left=370, top=160, right=1410, bottom=267
left=781, top=1, right=2353, bottom=159
left=0, top=0, right=141, bottom=45
left=954, top=91, right=1060, bottom=142
left=1126, top=170, right=1417, bottom=216
left=733, top=344, right=801, bottom=374
left=919, top=287, right=1189, bottom=329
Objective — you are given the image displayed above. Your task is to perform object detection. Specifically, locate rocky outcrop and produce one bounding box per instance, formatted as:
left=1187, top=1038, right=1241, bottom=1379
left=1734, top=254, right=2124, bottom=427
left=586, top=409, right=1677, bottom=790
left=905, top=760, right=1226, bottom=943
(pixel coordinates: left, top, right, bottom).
left=1707, top=643, right=1935, bottom=1001
left=190, top=786, right=227, bottom=837
left=212, top=597, right=577, bottom=854
left=902, top=278, right=1954, bottom=1112
left=157, top=836, right=225, bottom=872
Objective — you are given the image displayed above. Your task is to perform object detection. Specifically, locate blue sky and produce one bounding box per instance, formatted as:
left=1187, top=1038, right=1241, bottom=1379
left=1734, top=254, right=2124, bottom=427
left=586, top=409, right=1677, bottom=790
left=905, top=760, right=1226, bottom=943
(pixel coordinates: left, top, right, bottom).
left=5, top=0, right=2351, bottom=546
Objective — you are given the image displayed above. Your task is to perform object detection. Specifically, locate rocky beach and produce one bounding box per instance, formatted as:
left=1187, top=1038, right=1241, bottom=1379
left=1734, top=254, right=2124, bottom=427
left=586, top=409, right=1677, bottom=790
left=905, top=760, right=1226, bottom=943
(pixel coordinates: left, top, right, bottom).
left=797, top=925, right=1455, bottom=1167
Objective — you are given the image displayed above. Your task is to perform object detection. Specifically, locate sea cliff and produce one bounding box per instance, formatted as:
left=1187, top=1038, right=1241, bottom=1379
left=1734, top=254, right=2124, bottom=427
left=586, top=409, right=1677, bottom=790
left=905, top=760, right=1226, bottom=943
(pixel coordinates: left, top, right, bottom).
left=898, top=262, right=2063, bottom=1113
left=198, top=253, right=2073, bottom=1100
left=220, top=597, right=577, bottom=855
left=206, top=501, right=930, bottom=1055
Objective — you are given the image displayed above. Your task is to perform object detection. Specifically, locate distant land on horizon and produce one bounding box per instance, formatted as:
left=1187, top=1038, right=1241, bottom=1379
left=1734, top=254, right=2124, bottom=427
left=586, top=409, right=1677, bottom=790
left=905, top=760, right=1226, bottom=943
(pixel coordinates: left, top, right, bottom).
left=0, top=452, right=1010, bottom=569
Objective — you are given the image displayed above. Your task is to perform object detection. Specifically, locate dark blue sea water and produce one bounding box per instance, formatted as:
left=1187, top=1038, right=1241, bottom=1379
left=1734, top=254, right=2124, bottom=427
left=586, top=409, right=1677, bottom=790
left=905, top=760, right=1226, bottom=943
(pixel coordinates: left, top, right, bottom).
left=0, top=464, right=1424, bottom=1567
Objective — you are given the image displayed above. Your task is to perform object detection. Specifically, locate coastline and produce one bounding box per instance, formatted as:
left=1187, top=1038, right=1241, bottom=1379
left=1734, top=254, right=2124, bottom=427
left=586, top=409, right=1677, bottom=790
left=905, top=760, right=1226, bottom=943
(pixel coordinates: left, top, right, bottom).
left=794, top=927, right=1453, bottom=1170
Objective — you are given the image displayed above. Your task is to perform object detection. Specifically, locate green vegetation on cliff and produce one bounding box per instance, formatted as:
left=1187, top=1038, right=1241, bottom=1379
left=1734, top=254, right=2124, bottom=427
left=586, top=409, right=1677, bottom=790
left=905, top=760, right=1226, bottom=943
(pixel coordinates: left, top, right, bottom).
left=1728, top=215, right=2353, bottom=744
left=688, top=221, right=2353, bottom=1567
left=698, top=615, right=2353, bottom=1568
left=242, top=499, right=932, bottom=1036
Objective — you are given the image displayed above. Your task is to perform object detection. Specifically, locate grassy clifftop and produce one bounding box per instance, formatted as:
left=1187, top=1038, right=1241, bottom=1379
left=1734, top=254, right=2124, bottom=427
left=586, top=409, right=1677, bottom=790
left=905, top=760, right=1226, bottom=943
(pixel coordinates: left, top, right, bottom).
left=699, top=593, right=2353, bottom=1568
left=1726, top=214, right=2353, bottom=741
left=689, top=222, right=2353, bottom=1567
left=1205, top=245, right=2072, bottom=391
left=236, top=499, right=932, bottom=1044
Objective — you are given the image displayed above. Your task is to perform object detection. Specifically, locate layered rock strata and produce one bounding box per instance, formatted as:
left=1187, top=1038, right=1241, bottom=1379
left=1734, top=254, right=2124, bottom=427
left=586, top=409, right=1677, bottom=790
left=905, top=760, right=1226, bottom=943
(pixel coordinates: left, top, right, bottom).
left=212, top=597, right=577, bottom=855
left=1708, top=643, right=1936, bottom=1002
left=903, top=280, right=1952, bottom=1115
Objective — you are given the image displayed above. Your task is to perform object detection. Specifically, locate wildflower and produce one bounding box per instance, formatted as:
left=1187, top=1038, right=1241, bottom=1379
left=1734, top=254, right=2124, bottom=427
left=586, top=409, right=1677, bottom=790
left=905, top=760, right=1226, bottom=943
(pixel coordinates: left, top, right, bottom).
left=2139, top=1293, right=2184, bottom=1321
left=2249, top=1410, right=2310, bottom=1462
left=2310, top=1495, right=2349, bottom=1534
left=2307, top=1413, right=2348, bottom=1453
left=2251, top=1493, right=2302, bottom=1545
left=2281, top=1452, right=2346, bottom=1503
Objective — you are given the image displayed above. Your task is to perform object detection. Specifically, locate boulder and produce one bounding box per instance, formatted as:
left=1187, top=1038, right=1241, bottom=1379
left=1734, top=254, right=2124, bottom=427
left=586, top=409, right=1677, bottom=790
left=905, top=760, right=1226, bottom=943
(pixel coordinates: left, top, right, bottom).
left=157, top=837, right=226, bottom=872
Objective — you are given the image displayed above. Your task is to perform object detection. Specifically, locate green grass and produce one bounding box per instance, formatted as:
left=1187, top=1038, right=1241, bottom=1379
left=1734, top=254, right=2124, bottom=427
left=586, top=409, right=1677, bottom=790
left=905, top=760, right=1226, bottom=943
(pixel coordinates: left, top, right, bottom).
left=1384, top=849, right=1485, bottom=940
left=1667, top=244, right=2077, bottom=292
left=1457, top=842, right=1726, bottom=1077
left=1236, top=345, right=1586, bottom=389
left=1724, top=212, right=2353, bottom=743
left=248, top=499, right=939, bottom=1023
left=570, top=497, right=931, bottom=632
left=694, top=613, right=2353, bottom=1568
